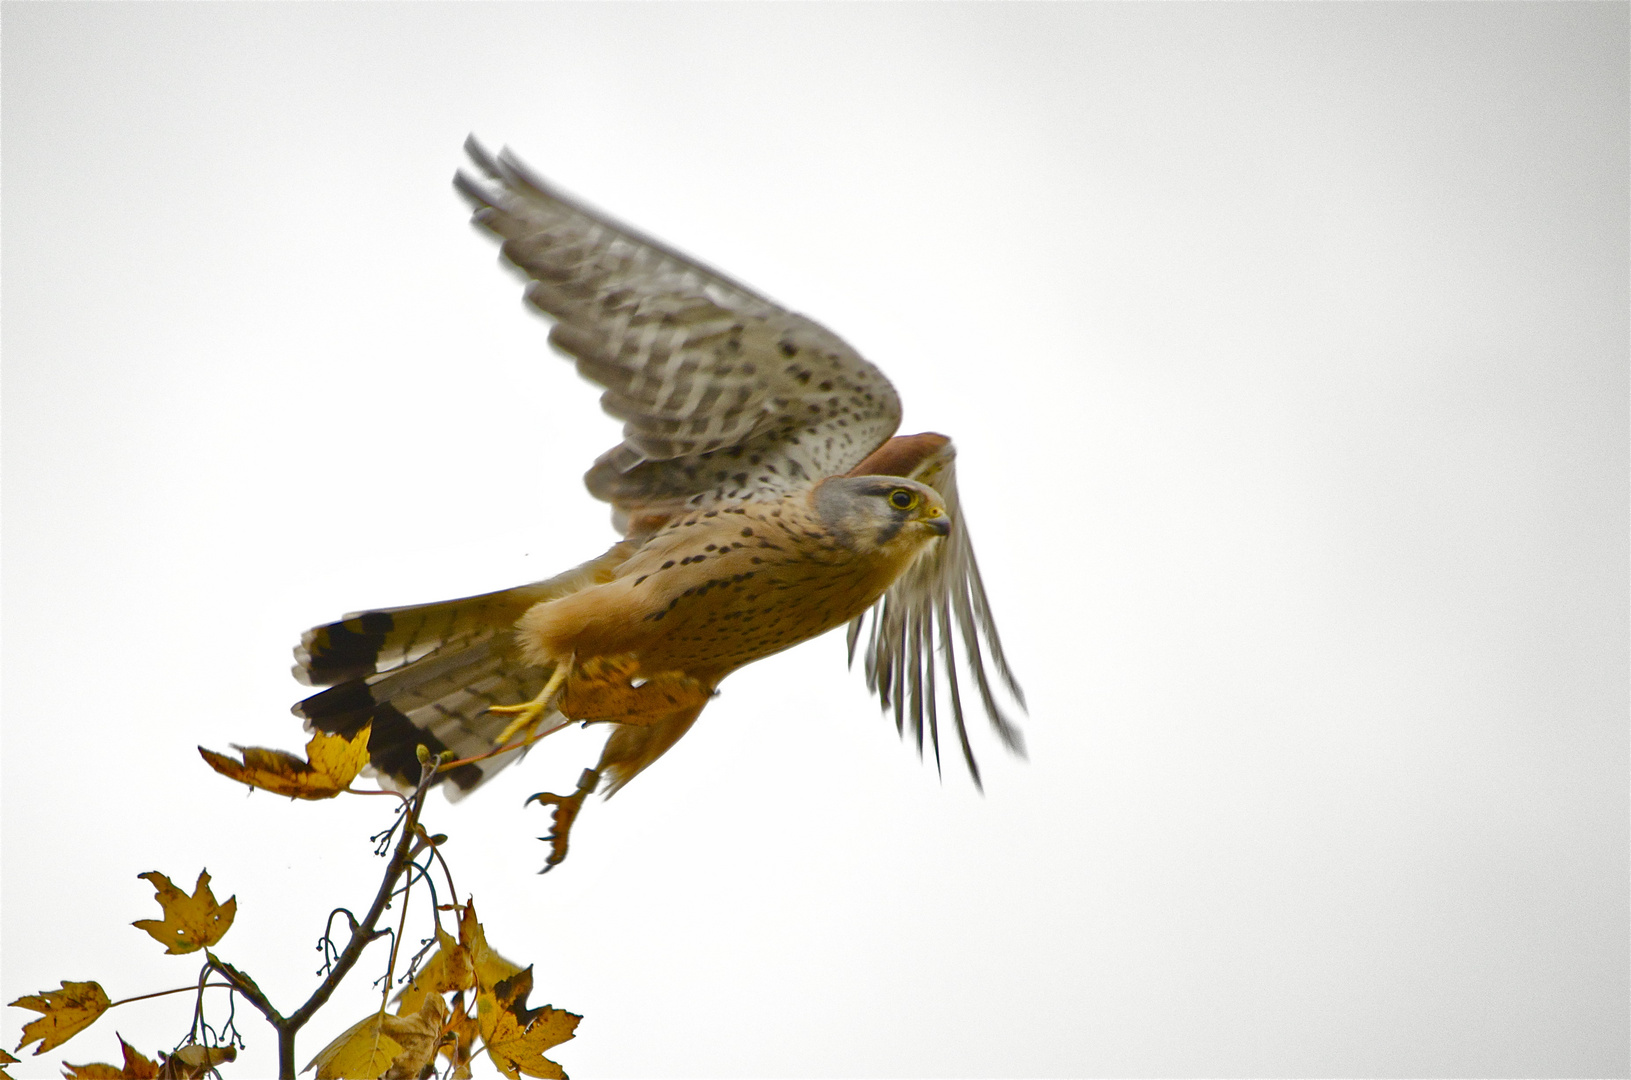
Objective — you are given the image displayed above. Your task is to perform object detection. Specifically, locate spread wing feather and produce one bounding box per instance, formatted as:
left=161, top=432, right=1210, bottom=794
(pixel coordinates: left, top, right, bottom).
left=846, top=439, right=1026, bottom=786
left=454, top=138, right=902, bottom=531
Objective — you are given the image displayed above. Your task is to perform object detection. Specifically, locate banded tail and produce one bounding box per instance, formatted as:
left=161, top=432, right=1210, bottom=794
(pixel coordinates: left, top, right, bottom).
left=292, top=542, right=636, bottom=795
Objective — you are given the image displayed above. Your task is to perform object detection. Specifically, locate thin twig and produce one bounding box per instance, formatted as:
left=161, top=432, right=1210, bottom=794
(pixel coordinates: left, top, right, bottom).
left=378, top=834, right=422, bottom=1013
left=284, top=774, right=430, bottom=1028
left=204, top=952, right=283, bottom=1041
left=234, top=763, right=435, bottom=1078
left=425, top=834, right=461, bottom=921
left=436, top=723, right=561, bottom=773
left=106, top=984, right=239, bottom=1009
left=345, top=786, right=412, bottom=801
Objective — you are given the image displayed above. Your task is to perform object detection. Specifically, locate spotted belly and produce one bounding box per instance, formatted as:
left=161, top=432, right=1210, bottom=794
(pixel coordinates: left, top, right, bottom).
left=515, top=502, right=903, bottom=685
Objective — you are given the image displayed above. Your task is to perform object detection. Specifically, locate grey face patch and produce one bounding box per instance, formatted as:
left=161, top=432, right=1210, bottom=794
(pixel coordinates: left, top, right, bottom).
left=811, top=475, right=943, bottom=553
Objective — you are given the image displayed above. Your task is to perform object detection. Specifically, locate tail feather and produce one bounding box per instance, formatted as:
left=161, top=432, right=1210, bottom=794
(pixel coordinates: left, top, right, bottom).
left=295, top=586, right=550, bottom=687
left=295, top=636, right=561, bottom=795
left=292, top=542, right=637, bottom=797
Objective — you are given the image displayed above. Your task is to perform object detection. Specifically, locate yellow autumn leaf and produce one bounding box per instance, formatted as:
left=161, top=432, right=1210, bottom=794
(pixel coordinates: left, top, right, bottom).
left=61, top=1062, right=124, bottom=1078
left=305, top=1015, right=401, bottom=1080
left=306, top=997, right=446, bottom=1080
left=62, top=1035, right=161, bottom=1078
left=476, top=968, right=579, bottom=1080
left=394, top=928, right=473, bottom=1017
left=461, top=900, right=522, bottom=992
left=131, top=871, right=236, bottom=955
left=0, top=1047, right=16, bottom=1080
left=156, top=1044, right=236, bottom=1079
left=198, top=725, right=370, bottom=800
left=10, top=980, right=110, bottom=1056
left=440, top=994, right=479, bottom=1078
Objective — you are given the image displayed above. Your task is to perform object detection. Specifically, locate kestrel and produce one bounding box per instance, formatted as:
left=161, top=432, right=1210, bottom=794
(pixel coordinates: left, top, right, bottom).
left=294, top=138, right=1025, bottom=867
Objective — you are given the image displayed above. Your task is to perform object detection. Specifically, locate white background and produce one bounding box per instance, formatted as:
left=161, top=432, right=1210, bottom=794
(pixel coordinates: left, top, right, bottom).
left=3, top=5, right=1626, bottom=1077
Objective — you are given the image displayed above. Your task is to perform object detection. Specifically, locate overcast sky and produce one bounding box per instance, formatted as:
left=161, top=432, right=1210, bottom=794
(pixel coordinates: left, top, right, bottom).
left=3, top=4, right=1626, bottom=1078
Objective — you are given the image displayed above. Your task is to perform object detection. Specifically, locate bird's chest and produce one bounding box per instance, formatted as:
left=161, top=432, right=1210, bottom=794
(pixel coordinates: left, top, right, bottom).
left=620, top=507, right=897, bottom=676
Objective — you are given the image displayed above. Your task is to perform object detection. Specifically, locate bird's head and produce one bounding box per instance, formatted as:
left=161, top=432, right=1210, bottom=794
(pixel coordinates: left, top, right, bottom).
left=811, top=475, right=951, bottom=554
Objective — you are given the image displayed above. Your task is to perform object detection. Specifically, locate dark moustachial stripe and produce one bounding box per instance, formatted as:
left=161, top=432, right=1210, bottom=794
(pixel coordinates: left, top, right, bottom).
left=302, top=611, right=396, bottom=685
left=873, top=516, right=905, bottom=545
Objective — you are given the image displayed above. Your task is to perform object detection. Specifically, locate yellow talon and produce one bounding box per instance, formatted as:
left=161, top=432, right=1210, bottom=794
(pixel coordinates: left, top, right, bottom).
left=489, top=662, right=570, bottom=745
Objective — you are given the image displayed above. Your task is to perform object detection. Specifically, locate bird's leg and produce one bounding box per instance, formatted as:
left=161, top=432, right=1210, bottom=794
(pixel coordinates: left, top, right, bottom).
left=488, top=660, right=571, bottom=746
left=526, top=767, right=602, bottom=873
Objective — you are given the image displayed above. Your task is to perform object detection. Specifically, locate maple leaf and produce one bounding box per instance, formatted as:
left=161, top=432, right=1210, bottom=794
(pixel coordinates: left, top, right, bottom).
left=62, top=1035, right=160, bottom=1078
left=306, top=997, right=446, bottom=1080
left=155, top=1045, right=235, bottom=1079
left=476, top=968, right=579, bottom=1080
left=0, top=1046, right=18, bottom=1080
left=376, top=997, right=448, bottom=1080
left=131, top=871, right=236, bottom=955
left=304, top=1015, right=401, bottom=1080
left=10, top=981, right=110, bottom=1056
left=394, top=928, right=473, bottom=1018
left=198, top=724, right=370, bottom=800
left=440, top=994, right=479, bottom=1079
left=462, top=900, right=523, bottom=992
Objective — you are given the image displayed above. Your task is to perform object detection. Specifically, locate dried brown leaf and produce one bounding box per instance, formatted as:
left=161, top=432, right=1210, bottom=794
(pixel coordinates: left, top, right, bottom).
left=379, top=997, right=447, bottom=1080
left=156, top=1044, right=235, bottom=1080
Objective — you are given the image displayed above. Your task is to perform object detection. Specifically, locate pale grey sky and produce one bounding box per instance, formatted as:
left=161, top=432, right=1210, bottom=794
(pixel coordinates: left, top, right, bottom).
left=3, top=4, right=1626, bottom=1078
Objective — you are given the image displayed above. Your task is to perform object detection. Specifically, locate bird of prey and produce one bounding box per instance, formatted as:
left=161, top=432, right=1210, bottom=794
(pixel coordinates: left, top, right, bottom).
left=293, top=138, right=1025, bottom=867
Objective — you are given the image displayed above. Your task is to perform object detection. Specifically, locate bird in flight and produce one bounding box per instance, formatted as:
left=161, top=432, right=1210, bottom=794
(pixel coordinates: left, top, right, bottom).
left=293, top=138, right=1025, bottom=868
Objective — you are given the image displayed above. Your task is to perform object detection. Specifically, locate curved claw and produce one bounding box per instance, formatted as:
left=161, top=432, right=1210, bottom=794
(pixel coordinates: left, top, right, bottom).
left=526, top=767, right=601, bottom=872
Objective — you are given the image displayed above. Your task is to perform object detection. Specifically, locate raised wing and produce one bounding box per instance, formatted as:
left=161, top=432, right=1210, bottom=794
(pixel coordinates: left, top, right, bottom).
left=455, top=138, right=903, bottom=533
left=844, top=435, right=1026, bottom=787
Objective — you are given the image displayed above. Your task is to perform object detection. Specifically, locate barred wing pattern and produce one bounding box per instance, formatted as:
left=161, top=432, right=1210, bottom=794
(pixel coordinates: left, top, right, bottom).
left=846, top=439, right=1026, bottom=787
left=455, top=139, right=903, bottom=531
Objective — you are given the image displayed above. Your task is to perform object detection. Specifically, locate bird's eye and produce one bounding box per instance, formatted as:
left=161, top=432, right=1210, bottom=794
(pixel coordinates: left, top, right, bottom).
left=889, top=489, right=918, bottom=510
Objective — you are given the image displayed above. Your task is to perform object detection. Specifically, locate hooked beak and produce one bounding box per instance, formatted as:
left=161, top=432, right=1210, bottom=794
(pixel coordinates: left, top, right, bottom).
left=924, top=514, right=951, bottom=537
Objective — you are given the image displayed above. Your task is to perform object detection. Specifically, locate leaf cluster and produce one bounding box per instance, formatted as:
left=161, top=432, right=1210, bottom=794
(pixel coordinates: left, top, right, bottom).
left=309, top=901, right=576, bottom=1080
left=8, top=728, right=581, bottom=1080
